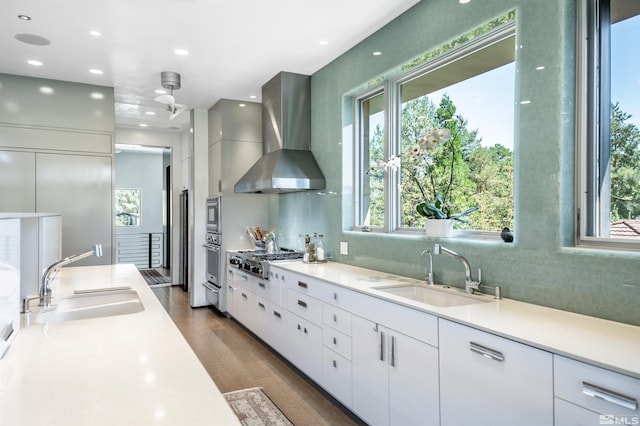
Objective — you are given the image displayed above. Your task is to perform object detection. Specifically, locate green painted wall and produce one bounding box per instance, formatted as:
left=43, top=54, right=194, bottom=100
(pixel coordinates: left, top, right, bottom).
left=270, top=0, right=640, bottom=326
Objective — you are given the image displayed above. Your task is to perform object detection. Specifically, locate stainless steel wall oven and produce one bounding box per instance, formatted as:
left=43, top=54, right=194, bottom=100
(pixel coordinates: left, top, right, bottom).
left=203, top=197, right=225, bottom=311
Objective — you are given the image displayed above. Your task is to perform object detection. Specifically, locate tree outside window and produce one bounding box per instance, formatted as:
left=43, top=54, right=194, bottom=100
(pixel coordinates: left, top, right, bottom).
left=116, top=189, right=141, bottom=227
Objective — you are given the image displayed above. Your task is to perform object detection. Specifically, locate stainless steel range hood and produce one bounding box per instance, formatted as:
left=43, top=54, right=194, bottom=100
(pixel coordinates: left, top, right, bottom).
left=234, top=72, right=325, bottom=193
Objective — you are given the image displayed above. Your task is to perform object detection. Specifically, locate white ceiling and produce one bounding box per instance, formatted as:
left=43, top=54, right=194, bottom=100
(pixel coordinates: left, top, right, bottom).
left=1, top=0, right=420, bottom=132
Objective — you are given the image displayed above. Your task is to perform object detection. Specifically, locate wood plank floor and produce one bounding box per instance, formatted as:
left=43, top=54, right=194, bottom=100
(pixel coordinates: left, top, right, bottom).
left=151, top=286, right=363, bottom=426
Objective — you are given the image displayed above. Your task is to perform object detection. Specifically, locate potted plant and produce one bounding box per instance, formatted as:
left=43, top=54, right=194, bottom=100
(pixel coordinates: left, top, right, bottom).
left=371, top=111, right=478, bottom=237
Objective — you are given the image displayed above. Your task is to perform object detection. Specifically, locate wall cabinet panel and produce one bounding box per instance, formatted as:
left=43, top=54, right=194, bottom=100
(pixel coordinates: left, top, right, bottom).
left=0, top=151, right=35, bottom=212
left=36, top=153, right=112, bottom=263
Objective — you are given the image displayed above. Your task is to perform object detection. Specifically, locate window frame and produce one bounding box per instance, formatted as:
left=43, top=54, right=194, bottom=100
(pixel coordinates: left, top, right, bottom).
left=576, top=0, right=640, bottom=250
left=354, top=22, right=516, bottom=237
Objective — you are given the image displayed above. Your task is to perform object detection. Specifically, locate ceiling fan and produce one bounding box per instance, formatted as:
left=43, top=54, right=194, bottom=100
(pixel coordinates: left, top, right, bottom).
left=153, top=71, right=189, bottom=119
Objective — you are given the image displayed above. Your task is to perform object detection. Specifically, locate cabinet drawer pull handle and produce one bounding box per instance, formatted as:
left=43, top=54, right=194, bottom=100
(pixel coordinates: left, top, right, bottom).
left=297, top=324, right=301, bottom=330
left=241, top=293, right=247, bottom=299
left=258, top=302, right=265, bottom=309
left=273, top=310, right=281, bottom=318
left=333, top=337, right=337, bottom=345
left=582, top=381, right=638, bottom=411
left=1, top=322, right=14, bottom=342
left=259, top=282, right=266, bottom=288
left=380, top=331, right=385, bottom=362
left=304, top=327, right=308, bottom=334
left=391, top=335, right=396, bottom=367
left=297, top=300, right=307, bottom=308
left=333, top=360, right=337, bottom=368
left=298, top=281, right=308, bottom=289
left=333, top=314, right=337, bottom=322
left=469, top=342, right=504, bottom=362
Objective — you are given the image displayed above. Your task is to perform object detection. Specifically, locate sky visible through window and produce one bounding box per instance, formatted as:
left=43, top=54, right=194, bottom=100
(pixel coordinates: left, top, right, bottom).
left=428, top=62, right=515, bottom=150
left=612, top=14, right=640, bottom=130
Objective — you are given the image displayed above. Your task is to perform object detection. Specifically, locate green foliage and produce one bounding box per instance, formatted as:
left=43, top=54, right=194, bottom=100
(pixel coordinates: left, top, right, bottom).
left=400, top=95, right=498, bottom=229
left=610, top=102, right=640, bottom=221
left=367, top=94, right=515, bottom=231
left=402, top=10, right=516, bottom=72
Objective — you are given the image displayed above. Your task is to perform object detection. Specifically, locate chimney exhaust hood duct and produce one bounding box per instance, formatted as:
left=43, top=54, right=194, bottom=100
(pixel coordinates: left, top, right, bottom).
left=234, top=72, right=326, bottom=193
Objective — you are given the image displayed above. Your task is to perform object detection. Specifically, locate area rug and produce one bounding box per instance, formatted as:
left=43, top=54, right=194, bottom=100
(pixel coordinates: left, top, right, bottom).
left=138, top=269, right=171, bottom=286
left=223, top=387, right=294, bottom=426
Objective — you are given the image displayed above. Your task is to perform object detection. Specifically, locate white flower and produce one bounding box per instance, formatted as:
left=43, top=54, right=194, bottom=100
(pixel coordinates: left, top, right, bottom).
left=387, top=155, right=401, bottom=171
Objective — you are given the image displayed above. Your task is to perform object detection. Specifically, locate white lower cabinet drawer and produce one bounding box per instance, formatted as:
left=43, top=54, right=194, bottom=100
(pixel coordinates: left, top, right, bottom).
left=554, top=397, right=607, bottom=426
left=287, top=289, right=323, bottom=326
left=323, top=304, right=352, bottom=336
left=322, top=346, right=352, bottom=408
left=554, top=355, right=640, bottom=419
left=322, top=327, right=352, bottom=360
left=439, top=319, right=553, bottom=426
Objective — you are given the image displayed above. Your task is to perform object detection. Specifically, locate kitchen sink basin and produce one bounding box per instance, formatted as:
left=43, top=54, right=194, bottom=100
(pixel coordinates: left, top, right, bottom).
left=35, top=290, right=144, bottom=324
left=372, top=284, right=490, bottom=308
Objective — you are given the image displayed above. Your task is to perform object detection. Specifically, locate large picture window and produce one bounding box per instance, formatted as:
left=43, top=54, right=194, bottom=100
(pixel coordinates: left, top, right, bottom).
left=356, top=16, right=515, bottom=234
left=579, top=0, right=640, bottom=245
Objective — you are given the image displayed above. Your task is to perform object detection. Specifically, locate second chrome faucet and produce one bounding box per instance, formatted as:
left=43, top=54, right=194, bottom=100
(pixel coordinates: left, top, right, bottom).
left=433, top=243, right=481, bottom=294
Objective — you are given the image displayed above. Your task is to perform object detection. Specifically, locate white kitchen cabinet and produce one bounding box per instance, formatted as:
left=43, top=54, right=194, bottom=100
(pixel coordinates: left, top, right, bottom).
left=322, top=346, right=353, bottom=407
left=555, top=398, right=605, bottom=426
left=232, top=271, right=254, bottom=329
left=439, top=319, right=553, bottom=426
left=554, top=355, right=640, bottom=425
left=225, top=264, right=237, bottom=316
left=268, top=304, right=288, bottom=356
left=322, top=301, right=353, bottom=407
left=286, top=312, right=323, bottom=383
left=253, top=295, right=271, bottom=344
left=352, top=314, right=439, bottom=426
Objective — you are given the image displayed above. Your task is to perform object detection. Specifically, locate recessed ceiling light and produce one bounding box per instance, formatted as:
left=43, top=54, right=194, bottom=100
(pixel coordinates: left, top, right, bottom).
left=238, top=103, right=246, bottom=108
left=249, top=95, right=257, bottom=99
left=89, top=68, right=103, bottom=75
left=18, top=15, right=31, bottom=21
left=39, top=86, right=54, bottom=95
left=174, top=49, right=189, bottom=56
left=90, top=92, right=104, bottom=100
left=155, top=89, right=167, bottom=95
left=27, top=59, right=43, bottom=66
left=536, top=66, right=545, bottom=70
left=373, top=51, right=382, bottom=56
left=319, top=40, right=328, bottom=46
left=145, top=111, right=156, bottom=116
left=139, top=123, right=149, bottom=127
left=89, top=30, right=101, bottom=37
left=520, top=100, right=532, bottom=105
left=459, top=0, right=471, bottom=4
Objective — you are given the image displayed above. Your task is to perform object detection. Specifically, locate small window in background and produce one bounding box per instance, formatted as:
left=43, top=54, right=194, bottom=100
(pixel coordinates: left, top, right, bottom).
left=580, top=0, right=640, bottom=245
left=116, top=189, right=141, bottom=227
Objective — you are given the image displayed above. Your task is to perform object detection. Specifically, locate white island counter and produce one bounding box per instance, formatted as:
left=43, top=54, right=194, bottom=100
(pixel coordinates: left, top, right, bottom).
left=0, top=264, right=240, bottom=426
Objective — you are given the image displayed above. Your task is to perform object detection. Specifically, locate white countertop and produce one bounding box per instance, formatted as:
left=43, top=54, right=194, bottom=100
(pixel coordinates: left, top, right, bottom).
left=275, top=261, right=640, bottom=379
left=0, top=264, right=240, bottom=426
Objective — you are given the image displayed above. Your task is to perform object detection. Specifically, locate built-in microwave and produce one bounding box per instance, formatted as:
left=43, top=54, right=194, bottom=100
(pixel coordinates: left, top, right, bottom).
left=206, top=197, right=221, bottom=234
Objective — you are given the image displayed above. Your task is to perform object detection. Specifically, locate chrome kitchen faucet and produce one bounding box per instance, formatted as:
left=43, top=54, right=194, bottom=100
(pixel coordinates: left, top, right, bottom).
left=433, top=244, right=481, bottom=294
left=22, top=244, right=103, bottom=313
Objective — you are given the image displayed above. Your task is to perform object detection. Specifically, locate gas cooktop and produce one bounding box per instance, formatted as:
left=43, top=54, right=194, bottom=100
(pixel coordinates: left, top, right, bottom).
left=229, top=249, right=304, bottom=278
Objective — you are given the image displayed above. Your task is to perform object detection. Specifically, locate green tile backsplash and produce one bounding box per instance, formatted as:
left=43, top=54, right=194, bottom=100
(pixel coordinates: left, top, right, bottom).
left=270, top=0, right=640, bottom=326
